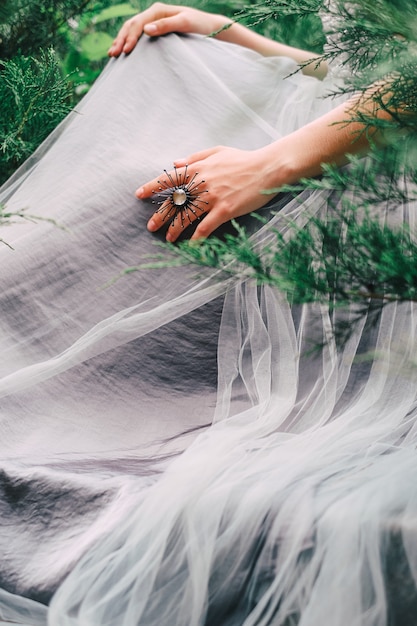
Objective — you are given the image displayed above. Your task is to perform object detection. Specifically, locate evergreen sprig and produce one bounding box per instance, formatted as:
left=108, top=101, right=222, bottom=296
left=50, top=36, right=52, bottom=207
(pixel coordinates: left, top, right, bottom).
left=238, top=0, right=323, bottom=25
left=237, top=0, right=325, bottom=51
left=0, top=203, right=62, bottom=248
left=0, top=0, right=95, bottom=186
left=128, top=207, right=417, bottom=344
left=273, top=147, right=417, bottom=208
left=0, top=0, right=91, bottom=59
left=131, top=210, right=417, bottom=307
left=0, top=50, right=72, bottom=183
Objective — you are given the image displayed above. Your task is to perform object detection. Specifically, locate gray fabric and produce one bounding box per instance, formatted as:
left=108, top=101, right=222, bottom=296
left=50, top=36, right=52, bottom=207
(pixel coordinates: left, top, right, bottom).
left=0, top=33, right=416, bottom=626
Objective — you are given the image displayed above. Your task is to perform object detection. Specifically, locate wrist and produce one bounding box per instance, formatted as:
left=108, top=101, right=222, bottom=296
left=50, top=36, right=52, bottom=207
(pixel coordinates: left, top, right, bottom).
left=254, top=144, right=298, bottom=193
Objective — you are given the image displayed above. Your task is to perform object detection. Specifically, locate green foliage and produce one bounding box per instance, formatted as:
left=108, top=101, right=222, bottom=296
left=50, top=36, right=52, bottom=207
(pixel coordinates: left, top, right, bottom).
left=238, top=0, right=325, bottom=52
left=143, top=0, right=417, bottom=339
left=0, top=0, right=142, bottom=184
left=0, top=50, right=72, bottom=183
left=0, top=203, right=62, bottom=248
left=0, top=0, right=92, bottom=186
left=128, top=2, right=417, bottom=339
left=2, top=0, right=417, bottom=337
left=129, top=203, right=417, bottom=343
left=59, top=2, right=140, bottom=95
left=272, top=146, right=417, bottom=209
left=127, top=209, right=417, bottom=307
left=320, top=0, right=417, bottom=74
left=0, top=0, right=91, bottom=59
left=0, top=0, right=317, bottom=188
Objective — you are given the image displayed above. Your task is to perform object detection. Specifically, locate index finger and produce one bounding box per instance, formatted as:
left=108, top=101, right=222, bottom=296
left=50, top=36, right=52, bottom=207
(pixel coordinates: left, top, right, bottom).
left=108, top=4, right=185, bottom=57
left=136, top=172, right=172, bottom=199
left=108, top=17, right=145, bottom=56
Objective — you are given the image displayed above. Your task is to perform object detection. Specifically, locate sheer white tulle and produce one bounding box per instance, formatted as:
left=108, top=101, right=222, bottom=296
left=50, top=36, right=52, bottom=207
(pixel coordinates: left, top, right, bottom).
left=0, top=32, right=416, bottom=626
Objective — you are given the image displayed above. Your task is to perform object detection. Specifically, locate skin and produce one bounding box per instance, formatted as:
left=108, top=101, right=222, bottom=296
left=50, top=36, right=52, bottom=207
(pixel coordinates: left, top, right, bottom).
left=109, top=3, right=390, bottom=242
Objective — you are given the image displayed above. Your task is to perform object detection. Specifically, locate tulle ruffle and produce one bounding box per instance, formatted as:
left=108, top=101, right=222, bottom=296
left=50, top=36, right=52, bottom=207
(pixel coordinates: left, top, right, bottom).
left=0, top=33, right=415, bottom=626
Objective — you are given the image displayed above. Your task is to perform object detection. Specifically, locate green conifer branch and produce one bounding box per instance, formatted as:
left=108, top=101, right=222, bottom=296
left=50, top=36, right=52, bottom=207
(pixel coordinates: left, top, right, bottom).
left=0, top=50, right=72, bottom=182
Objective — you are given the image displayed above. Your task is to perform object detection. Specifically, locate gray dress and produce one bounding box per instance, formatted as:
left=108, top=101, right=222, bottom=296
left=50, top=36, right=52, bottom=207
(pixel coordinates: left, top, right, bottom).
left=0, top=31, right=416, bottom=626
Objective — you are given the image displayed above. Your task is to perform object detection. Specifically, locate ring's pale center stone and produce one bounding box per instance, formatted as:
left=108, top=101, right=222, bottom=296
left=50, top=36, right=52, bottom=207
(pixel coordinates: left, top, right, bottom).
left=172, top=188, right=187, bottom=206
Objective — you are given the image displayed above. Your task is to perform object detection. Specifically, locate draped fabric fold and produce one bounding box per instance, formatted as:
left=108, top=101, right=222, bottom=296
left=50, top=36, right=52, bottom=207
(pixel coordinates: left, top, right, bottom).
left=0, top=33, right=416, bottom=626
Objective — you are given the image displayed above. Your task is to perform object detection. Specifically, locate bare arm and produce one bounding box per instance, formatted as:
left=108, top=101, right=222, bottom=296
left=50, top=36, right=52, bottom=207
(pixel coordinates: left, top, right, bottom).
left=137, top=90, right=392, bottom=241
left=214, top=23, right=327, bottom=79
left=108, top=3, right=327, bottom=79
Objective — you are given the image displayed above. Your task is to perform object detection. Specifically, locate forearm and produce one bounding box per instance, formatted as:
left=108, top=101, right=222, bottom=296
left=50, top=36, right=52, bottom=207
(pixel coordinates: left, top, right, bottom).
left=214, top=21, right=328, bottom=79
left=257, top=92, right=391, bottom=189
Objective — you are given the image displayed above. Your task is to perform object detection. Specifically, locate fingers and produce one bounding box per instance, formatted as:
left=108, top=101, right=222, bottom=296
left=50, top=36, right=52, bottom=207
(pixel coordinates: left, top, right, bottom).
left=144, top=190, right=227, bottom=242
left=147, top=194, right=209, bottom=242
left=191, top=209, right=226, bottom=240
left=137, top=166, right=211, bottom=242
left=108, top=18, right=144, bottom=56
left=135, top=157, right=212, bottom=199
left=108, top=4, right=202, bottom=57
left=108, top=3, right=171, bottom=56
left=136, top=175, right=166, bottom=200
left=136, top=147, right=228, bottom=242
left=146, top=200, right=206, bottom=241
left=174, top=146, right=223, bottom=168
left=143, top=14, right=191, bottom=37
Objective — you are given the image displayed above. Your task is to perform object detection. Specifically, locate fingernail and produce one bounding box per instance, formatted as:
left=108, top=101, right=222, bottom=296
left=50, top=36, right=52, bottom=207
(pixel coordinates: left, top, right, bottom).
left=166, top=231, right=174, bottom=242
left=145, top=23, right=157, bottom=34
left=147, top=219, right=157, bottom=231
left=136, top=187, right=144, bottom=198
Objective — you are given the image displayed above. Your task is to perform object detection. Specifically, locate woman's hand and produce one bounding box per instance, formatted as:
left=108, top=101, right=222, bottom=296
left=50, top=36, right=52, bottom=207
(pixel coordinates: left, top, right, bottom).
left=136, top=146, right=278, bottom=241
left=108, top=3, right=230, bottom=57
left=108, top=2, right=327, bottom=78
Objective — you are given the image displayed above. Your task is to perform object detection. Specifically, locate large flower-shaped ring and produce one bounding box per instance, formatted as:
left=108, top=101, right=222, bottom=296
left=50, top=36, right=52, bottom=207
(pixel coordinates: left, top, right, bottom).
left=152, top=166, right=209, bottom=229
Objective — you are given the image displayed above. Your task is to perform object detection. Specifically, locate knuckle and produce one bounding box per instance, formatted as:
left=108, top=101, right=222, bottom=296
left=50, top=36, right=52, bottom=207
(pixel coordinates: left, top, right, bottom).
left=126, top=33, right=136, bottom=42
left=213, top=205, right=228, bottom=221
left=180, top=15, right=191, bottom=30
left=194, top=220, right=212, bottom=238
